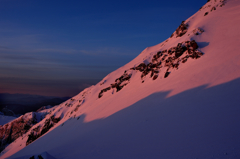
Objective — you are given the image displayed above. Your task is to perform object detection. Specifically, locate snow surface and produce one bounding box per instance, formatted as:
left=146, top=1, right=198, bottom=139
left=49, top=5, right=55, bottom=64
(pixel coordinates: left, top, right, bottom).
left=1, top=0, right=240, bottom=158
left=8, top=152, right=56, bottom=159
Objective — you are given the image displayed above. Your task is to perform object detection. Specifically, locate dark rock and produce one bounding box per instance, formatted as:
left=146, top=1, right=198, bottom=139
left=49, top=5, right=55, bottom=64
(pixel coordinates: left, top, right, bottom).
left=26, top=115, right=61, bottom=146
left=182, top=58, right=188, bottom=63
left=150, top=70, right=154, bottom=78
left=157, top=51, right=162, bottom=56
left=26, top=132, right=39, bottom=146
left=51, top=116, right=61, bottom=123
left=174, top=63, right=179, bottom=69
left=135, top=63, right=147, bottom=71
left=0, top=112, right=44, bottom=152
left=40, top=119, right=53, bottom=136
left=153, top=75, right=158, bottom=80
left=116, top=83, right=127, bottom=92
left=164, top=72, right=170, bottom=78
left=211, top=7, right=216, bottom=11
left=98, top=40, right=203, bottom=98
left=190, top=40, right=198, bottom=50
left=175, top=50, right=184, bottom=58
left=174, top=21, right=188, bottom=37
left=115, top=84, right=122, bottom=92
left=38, top=155, right=44, bottom=159
left=204, top=12, right=209, bottom=16
left=98, top=93, right=103, bottom=98
left=190, top=52, right=201, bottom=59
left=162, top=54, right=168, bottom=61
left=24, top=124, right=31, bottom=131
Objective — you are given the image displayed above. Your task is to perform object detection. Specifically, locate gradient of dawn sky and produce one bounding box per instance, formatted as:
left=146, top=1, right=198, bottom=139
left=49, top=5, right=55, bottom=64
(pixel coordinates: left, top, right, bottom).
left=0, top=0, right=207, bottom=97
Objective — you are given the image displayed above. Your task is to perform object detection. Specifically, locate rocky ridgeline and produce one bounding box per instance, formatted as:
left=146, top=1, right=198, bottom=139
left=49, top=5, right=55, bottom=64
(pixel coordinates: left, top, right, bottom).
left=200, top=0, right=227, bottom=16
left=63, top=98, right=85, bottom=118
left=98, top=7, right=208, bottom=99
left=98, top=73, right=131, bottom=98
left=98, top=40, right=204, bottom=98
left=170, top=21, right=188, bottom=38
left=190, top=28, right=204, bottom=36
left=133, top=40, right=203, bottom=80
left=26, top=115, right=61, bottom=146
left=0, top=112, right=45, bottom=152
left=25, top=93, right=89, bottom=146
left=36, top=106, right=53, bottom=112
left=63, top=88, right=92, bottom=118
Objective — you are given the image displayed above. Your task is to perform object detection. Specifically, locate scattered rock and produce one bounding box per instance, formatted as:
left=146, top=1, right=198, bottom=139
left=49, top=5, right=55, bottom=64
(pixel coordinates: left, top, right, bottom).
left=98, top=72, right=132, bottom=98
left=193, top=28, right=204, bottom=35
left=0, top=112, right=44, bottom=152
left=211, top=6, right=216, bottom=11
left=98, top=39, right=203, bottom=98
left=164, top=72, right=171, bottom=78
left=153, top=75, right=158, bottom=80
left=26, top=115, right=61, bottom=146
left=38, top=155, right=44, bottom=159
left=171, top=21, right=189, bottom=38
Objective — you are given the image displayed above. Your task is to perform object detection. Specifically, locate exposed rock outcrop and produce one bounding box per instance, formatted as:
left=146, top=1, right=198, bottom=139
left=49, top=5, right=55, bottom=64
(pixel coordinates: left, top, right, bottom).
left=26, top=115, right=61, bottom=146
left=170, top=21, right=189, bottom=38
left=0, top=112, right=46, bottom=152
left=98, top=39, right=204, bottom=98
left=200, top=0, right=227, bottom=16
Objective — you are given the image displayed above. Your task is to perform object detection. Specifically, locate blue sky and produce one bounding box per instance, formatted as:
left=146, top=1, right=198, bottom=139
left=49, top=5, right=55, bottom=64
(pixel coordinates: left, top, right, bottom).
left=0, top=0, right=207, bottom=97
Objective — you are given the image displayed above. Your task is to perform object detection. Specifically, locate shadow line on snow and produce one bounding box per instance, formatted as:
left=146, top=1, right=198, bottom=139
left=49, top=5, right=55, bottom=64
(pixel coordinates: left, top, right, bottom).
left=7, top=78, right=240, bottom=159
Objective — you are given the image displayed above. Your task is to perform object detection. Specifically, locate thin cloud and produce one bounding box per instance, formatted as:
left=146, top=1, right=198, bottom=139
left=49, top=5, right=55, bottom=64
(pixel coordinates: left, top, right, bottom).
left=0, top=45, right=136, bottom=56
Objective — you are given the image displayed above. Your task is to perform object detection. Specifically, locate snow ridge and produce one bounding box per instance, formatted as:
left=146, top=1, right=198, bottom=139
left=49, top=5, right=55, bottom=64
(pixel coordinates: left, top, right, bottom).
left=1, top=0, right=240, bottom=158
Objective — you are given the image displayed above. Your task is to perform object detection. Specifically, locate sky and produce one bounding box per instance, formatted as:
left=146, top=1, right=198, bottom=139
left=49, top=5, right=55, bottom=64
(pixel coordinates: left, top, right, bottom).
left=0, top=0, right=207, bottom=97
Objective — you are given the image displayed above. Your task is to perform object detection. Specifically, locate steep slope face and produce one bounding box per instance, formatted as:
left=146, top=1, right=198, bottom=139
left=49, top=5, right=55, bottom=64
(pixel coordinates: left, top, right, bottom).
left=1, top=0, right=240, bottom=158
left=0, top=111, right=50, bottom=153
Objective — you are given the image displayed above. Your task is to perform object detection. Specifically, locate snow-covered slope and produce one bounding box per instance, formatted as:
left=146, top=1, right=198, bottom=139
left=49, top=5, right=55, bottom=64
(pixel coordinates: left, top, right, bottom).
left=1, top=0, right=240, bottom=158
left=0, top=110, right=52, bottom=153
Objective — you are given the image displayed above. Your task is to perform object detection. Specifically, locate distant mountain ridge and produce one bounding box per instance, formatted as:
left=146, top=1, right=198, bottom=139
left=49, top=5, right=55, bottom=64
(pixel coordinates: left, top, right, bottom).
left=0, top=93, right=70, bottom=115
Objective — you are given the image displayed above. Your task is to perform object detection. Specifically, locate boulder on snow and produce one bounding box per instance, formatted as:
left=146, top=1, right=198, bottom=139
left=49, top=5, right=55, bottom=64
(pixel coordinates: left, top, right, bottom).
left=153, top=75, right=158, bottom=80
left=26, top=115, right=61, bottom=146
left=164, top=71, right=171, bottom=78
left=211, top=7, right=216, bottom=11
left=171, top=21, right=188, bottom=38
left=190, top=40, right=198, bottom=50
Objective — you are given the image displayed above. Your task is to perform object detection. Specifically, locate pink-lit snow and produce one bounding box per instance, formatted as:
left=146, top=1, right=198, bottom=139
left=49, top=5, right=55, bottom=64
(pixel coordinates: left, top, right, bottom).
left=1, top=0, right=240, bottom=158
